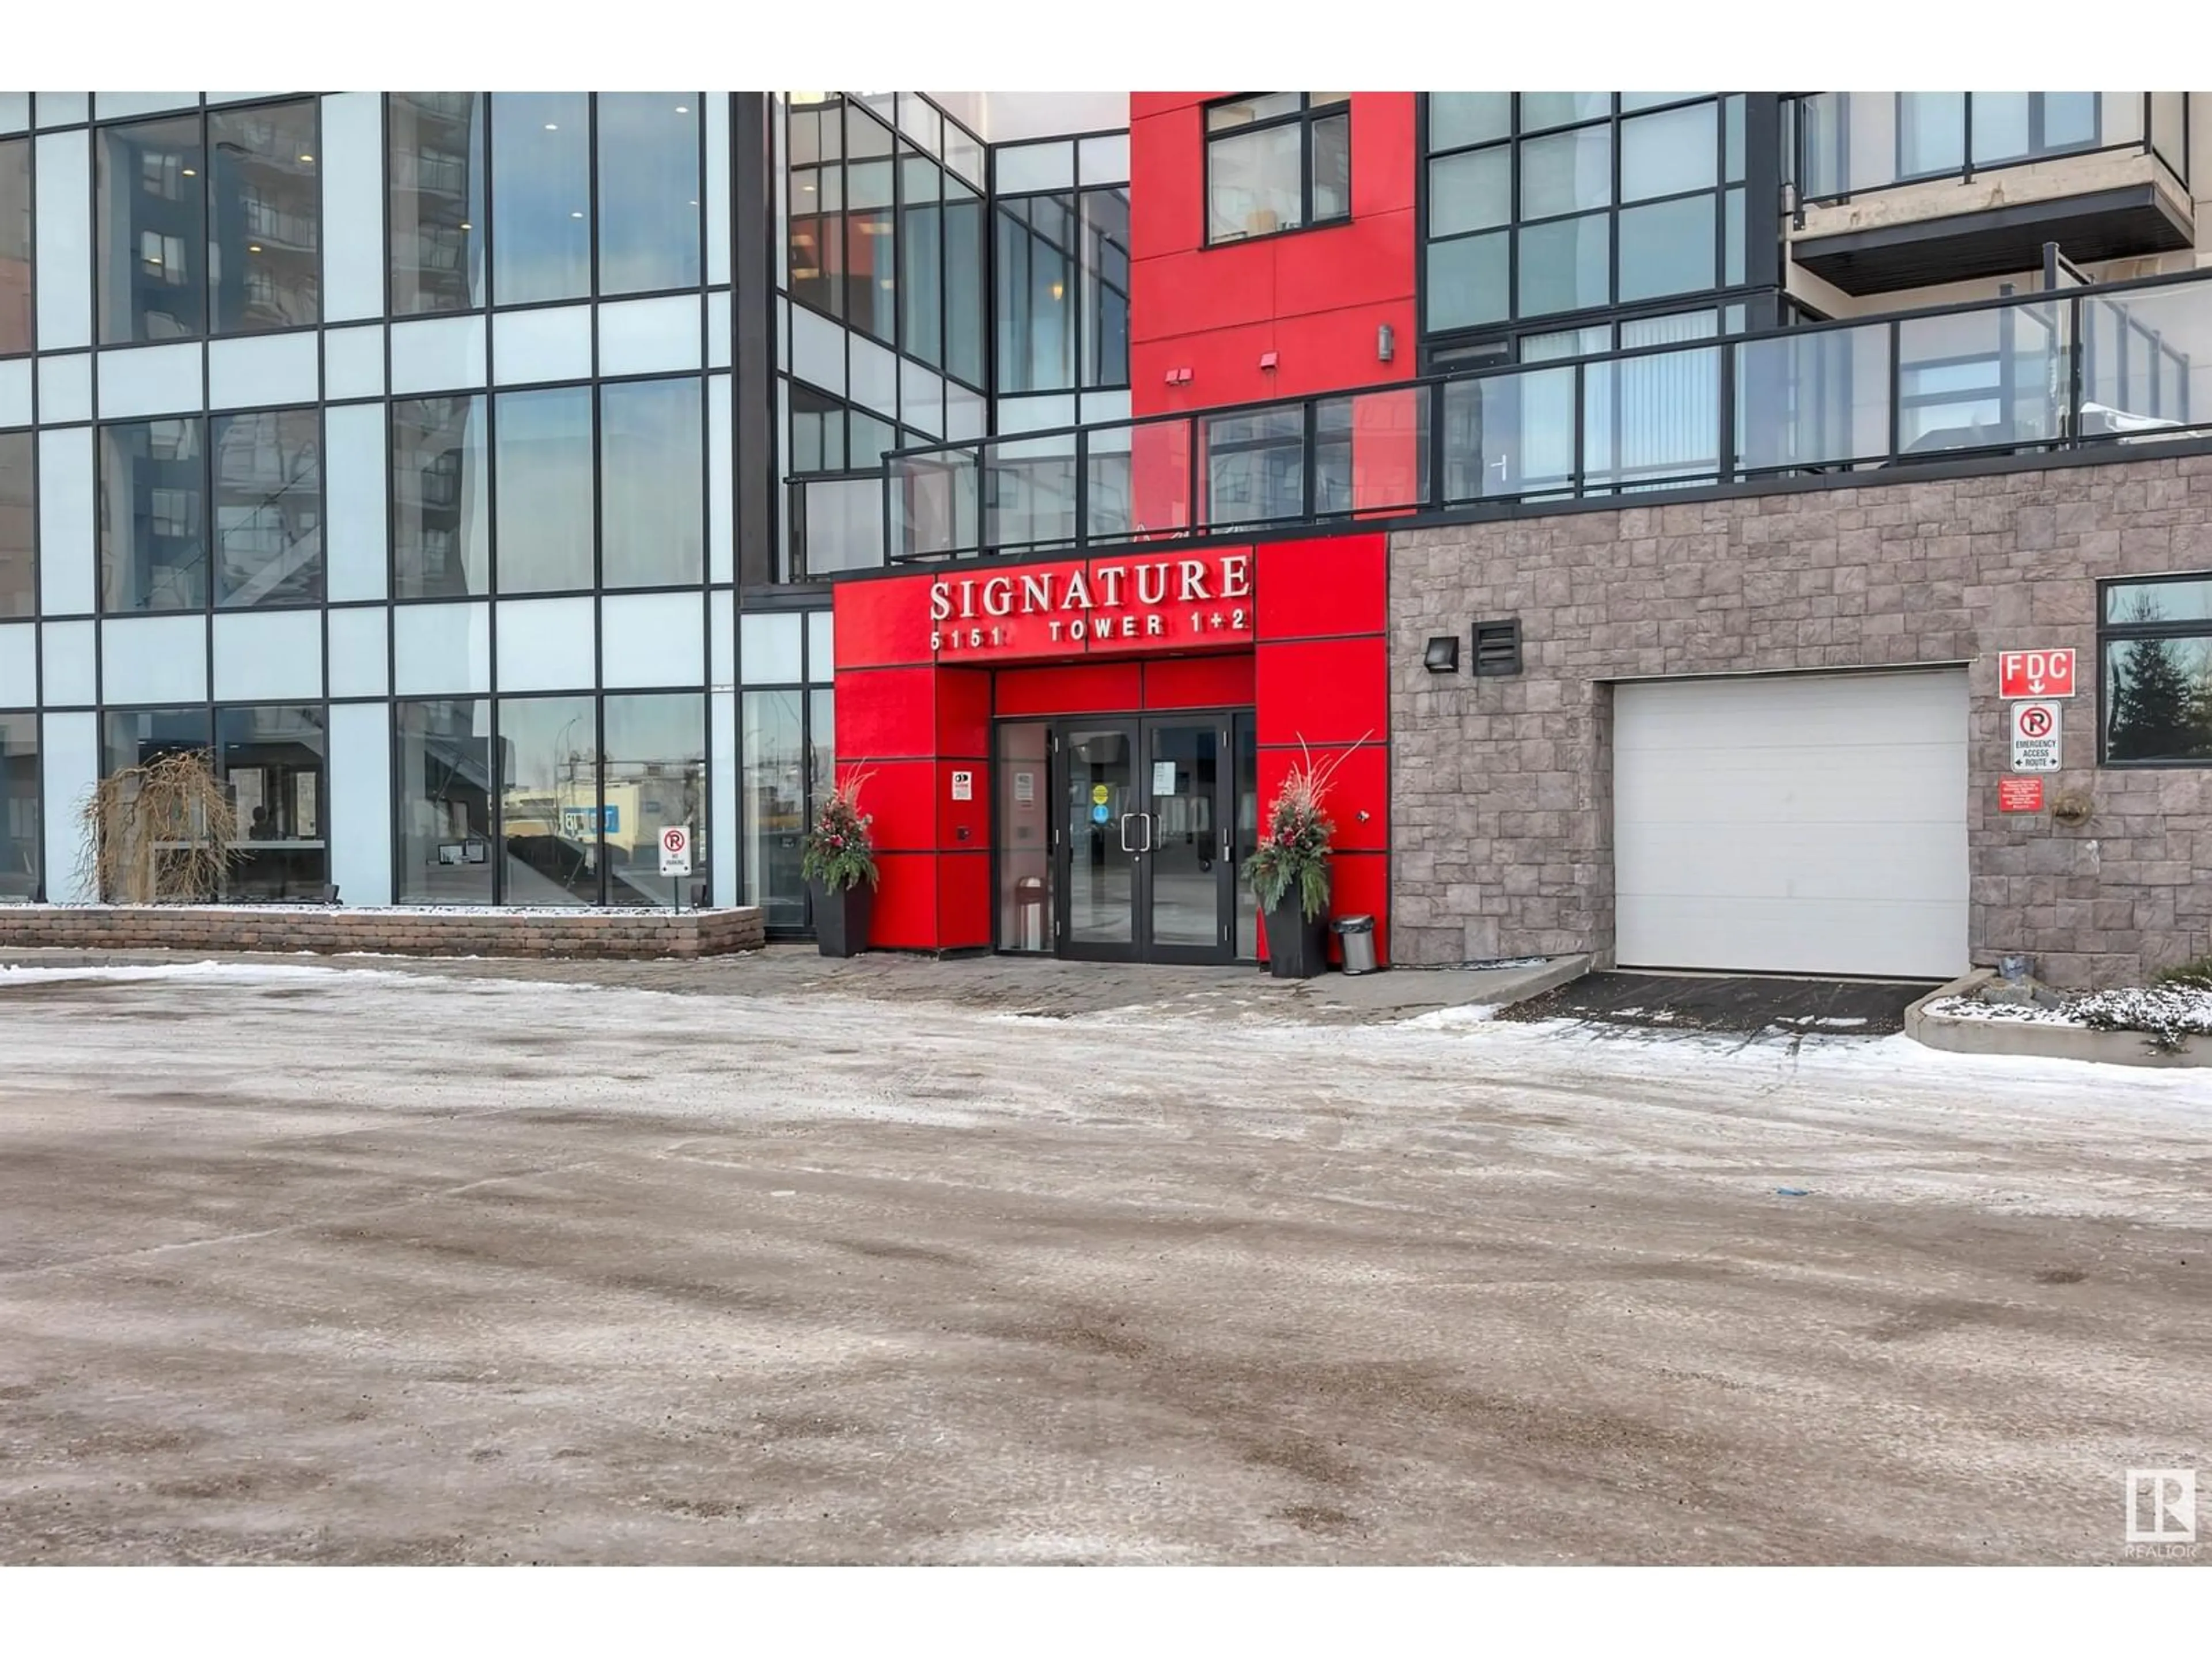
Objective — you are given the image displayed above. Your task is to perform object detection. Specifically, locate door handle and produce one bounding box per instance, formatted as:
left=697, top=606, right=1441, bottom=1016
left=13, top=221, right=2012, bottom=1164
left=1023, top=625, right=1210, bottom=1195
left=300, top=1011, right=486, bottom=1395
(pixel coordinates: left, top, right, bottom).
left=1139, top=813, right=1154, bottom=853
left=1118, top=813, right=1138, bottom=854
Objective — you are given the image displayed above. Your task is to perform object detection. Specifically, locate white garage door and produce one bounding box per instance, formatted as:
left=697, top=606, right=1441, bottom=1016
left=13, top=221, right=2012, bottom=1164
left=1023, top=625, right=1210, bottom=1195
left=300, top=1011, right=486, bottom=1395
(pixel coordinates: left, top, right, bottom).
left=1613, top=670, right=1969, bottom=979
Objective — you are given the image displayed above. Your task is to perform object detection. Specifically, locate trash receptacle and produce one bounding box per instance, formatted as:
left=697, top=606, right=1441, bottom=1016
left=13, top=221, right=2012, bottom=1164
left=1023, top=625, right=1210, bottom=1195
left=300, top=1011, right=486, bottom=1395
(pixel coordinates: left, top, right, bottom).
left=1016, top=876, right=1047, bottom=952
left=1333, top=914, right=1377, bottom=975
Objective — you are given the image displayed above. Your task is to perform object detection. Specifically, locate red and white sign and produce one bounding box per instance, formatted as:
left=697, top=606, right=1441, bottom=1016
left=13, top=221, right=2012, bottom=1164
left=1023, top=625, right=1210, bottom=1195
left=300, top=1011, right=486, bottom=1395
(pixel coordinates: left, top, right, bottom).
left=929, top=549, right=1254, bottom=661
left=658, top=824, right=693, bottom=877
left=1998, top=648, right=2076, bottom=700
left=1997, top=778, right=2046, bottom=814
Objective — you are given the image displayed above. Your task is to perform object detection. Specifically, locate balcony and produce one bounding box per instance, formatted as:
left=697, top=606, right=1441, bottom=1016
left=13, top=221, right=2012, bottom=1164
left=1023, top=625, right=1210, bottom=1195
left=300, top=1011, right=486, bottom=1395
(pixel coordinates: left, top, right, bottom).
left=881, top=268, right=2212, bottom=565
left=1786, top=92, right=2192, bottom=294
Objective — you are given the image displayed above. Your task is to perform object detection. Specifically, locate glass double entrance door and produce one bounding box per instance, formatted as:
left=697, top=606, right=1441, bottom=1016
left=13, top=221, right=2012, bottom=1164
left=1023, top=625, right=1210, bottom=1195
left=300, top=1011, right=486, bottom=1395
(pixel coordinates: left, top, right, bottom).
left=1053, top=712, right=1257, bottom=964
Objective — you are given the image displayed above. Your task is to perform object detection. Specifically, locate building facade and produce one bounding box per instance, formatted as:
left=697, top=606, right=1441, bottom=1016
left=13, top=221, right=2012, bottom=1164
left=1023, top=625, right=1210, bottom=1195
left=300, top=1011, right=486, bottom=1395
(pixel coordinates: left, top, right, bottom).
left=3, top=90, right=2210, bottom=984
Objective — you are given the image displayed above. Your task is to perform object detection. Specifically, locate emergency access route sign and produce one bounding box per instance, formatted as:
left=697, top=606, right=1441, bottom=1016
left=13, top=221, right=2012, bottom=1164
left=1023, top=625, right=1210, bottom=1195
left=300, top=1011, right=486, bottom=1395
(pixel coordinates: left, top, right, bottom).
left=2010, top=700, right=2063, bottom=772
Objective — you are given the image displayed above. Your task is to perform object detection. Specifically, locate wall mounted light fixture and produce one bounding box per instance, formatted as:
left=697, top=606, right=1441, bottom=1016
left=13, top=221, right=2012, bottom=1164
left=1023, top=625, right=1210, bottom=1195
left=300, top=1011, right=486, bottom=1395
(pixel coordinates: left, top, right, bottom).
left=1423, top=635, right=1460, bottom=673
left=1377, top=323, right=1395, bottom=362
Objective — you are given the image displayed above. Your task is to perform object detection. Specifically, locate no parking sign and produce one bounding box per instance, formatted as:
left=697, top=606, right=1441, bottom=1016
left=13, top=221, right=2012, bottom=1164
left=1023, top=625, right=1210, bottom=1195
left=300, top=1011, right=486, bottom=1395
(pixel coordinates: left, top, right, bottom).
left=659, top=825, right=694, bottom=877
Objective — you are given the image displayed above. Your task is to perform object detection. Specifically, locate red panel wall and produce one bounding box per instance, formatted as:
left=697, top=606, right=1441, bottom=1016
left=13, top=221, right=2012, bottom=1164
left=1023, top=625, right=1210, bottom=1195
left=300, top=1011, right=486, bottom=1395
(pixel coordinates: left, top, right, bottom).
left=1129, top=92, right=1418, bottom=418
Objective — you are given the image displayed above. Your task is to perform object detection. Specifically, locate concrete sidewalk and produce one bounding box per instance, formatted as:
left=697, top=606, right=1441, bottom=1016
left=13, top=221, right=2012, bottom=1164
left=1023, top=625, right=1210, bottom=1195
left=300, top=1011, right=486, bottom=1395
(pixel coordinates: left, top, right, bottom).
left=0, top=943, right=1588, bottom=1027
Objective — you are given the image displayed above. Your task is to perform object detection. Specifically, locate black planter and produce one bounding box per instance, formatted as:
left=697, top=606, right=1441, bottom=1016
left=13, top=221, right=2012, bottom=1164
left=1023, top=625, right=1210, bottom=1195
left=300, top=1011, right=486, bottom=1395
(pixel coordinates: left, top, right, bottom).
left=810, top=878, right=875, bottom=958
left=1263, top=897, right=1332, bottom=979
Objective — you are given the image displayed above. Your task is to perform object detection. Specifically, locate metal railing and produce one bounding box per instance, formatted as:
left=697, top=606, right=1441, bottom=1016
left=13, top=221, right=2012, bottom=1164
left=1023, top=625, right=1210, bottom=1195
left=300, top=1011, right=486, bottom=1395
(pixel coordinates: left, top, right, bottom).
left=881, top=264, right=2212, bottom=566
left=1786, top=92, right=2190, bottom=210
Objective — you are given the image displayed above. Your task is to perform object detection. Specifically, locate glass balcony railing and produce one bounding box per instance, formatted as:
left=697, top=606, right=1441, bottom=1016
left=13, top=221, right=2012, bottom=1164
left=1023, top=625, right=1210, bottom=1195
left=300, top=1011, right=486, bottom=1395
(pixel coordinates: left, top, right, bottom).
left=1787, top=92, right=2189, bottom=206
left=882, top=266, right=2212, bottom=565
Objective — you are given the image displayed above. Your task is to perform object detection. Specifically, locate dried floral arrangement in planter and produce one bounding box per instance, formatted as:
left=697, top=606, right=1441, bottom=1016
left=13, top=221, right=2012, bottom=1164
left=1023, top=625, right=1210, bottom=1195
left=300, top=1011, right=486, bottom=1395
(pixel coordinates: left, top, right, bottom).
left=801, top=771, right=878, bottom=957
left=1247, top=737, right=1366, bottom=979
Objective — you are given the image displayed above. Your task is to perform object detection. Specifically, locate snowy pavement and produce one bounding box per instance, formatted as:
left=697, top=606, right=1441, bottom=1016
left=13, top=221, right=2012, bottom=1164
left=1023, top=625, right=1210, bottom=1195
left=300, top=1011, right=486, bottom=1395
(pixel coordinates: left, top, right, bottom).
left=0, top=960, right=2206, bottom=1563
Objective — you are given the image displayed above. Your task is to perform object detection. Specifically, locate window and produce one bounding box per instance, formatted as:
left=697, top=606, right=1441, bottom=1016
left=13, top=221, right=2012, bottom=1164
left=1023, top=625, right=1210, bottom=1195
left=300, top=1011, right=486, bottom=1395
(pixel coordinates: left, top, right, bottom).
left=498, top=694, right=599, bottom=904
left=599, top=377, right=702, bottom=589
left=100, top=417, right=208, bottom=611
left=783, top=93, right=987, bottom=391
left=601, top=693, right=705, bottom=907
left=495, top=385, right=594, bottom=593
left=389, top=93, right=486, bottom=315
left=1423, top=93, right=1748, bottom=339
left=993, top=186, right=1130, bottom=396
left=0, top=430, right=31, bottom=619
left=596, top=93, right=700, bottom=297
left=391, top=396, right=490, bottom=599
left=2101, top=575, right=2212, bottom=766
left=96, top=100, right=320, bottom=343
left=1206, top=93, right=1350, bottom=245
left=491, top=92, right=590, bottom=306
left=207, top=103, right=320, bottom=335
left=0, top=715, right=34, bottom=902
left=0, top=136, right=29, bottom=354
left=219, top=703, right=327, bottom=899
left=396, top=698, right=495, bottom=903
left=213, top=408, right=322, bottom=607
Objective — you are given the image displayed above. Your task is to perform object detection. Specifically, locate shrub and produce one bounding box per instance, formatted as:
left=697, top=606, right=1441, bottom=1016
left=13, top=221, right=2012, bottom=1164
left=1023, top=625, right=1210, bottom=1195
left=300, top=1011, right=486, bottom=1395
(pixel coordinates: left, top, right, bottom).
left=1246, top=739, right=1363, bottom=923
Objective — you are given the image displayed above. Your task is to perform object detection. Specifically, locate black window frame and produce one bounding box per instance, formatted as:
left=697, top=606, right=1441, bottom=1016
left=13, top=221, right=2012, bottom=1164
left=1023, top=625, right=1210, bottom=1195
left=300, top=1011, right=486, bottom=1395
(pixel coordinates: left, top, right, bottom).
left=1203, top=92, right=1352, bottom=249
left=2097, top=570, right=2212, bottom=770
left=1418, top=92, right=1754, bottom=357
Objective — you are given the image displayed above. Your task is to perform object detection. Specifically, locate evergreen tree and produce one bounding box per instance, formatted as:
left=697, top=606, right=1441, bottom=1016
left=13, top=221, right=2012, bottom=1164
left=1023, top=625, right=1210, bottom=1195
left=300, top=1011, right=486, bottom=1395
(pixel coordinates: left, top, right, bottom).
left=2107, top=591, right=2206, bottom=762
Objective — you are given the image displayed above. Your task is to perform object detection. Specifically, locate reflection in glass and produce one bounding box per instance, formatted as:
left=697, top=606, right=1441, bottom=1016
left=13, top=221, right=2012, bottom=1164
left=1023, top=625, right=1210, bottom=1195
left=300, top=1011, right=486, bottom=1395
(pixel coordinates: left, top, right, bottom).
left=1618, top=195, right=1715, bottom=302
left=1426, top=231, right=1509, bottom=332
left=1207, top=123, right=1301, bottom=241
left=900, top=153, right=942, bottom=368
left=1148, top=722, right=1219, bottom=950
left=389, top=93, right=486, bottom=315
left=0, top=430, right=31, bottom=618
left=995, top=721, right=1051, bottom=951
left=843, top=157, right=895, bottom=340
left=396, top=698, right=495, bottom=903
left=1234, top=716, right=1258, bottom=960
left=495, top=385, right=594, bottom=593
left=391, top=395, right=489, bottom=599
left=1518, top=213, right=1609, bottom=317
left=1, top=137, right=30, bottom=354
left=498, top=693, right=597, bottom=905
left=100, top=416, right=208, bottom=612
left=1081, top=188, right=1130, bottom=389
left=101, top=705, right=212, bottom=780
left=600, top=377, right=702, bottom=589
left=1065, top=725, right=1134, bottom=945
left=0, top=714, right=35, bottom=901
left=492, top=92, right=590, bottom=305
left=995, top=194, right=1074, bottom=393
left=597, top=93, right=700, bottom=297
left=2104, top=633, right=2212, bottom=764
left=944, top=177, right=987, bottom=387
left=213, top=408, right=322, bottom=607
left=208, top=100, right=320, bottom=335
left=1202, top=408, right=1305, bottom=527
left=97, top=113, right=206, bottom=343
left=741, top=687, right=805, bottom=927
left=604, top=692, right=704, bottom=906
left=219, top=703, right=327, bottom=897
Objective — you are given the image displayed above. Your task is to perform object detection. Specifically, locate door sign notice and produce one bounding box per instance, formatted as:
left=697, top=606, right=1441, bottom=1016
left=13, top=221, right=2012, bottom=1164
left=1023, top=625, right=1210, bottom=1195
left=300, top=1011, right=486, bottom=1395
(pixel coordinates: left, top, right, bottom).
left=1090, top=803, right=1112, bottom=824
left=1152, top=760, right=1178, bottom=796
left=1998, top=648, right=2076, bottom=699
left=1998, top=778, right=2046, bottom=814
left=2009, top=700, right=2063, bottom=772
left=950, top=770, right=974, bottom=802
left=1090, top=783, right=1111, bottom=805
left=1014, top=770, right=1035, bottom=805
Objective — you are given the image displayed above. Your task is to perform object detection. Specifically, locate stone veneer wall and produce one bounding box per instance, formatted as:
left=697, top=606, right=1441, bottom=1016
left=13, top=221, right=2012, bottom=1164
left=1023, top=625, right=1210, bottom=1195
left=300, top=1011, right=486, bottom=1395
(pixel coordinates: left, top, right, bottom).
left=1389, top=452, right=2212, bottom=987
left=0, top=906, right=766, bottom=960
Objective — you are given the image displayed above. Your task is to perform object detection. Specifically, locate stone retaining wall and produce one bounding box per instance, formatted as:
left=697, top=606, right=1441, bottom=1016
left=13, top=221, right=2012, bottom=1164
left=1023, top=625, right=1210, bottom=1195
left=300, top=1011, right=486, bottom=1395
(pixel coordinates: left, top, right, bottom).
left=0, top=906, right=766, bottom=960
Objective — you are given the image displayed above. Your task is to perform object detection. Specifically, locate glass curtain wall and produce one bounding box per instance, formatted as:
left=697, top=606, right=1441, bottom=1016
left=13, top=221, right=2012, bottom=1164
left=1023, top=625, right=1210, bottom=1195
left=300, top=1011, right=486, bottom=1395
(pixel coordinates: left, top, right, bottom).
left=1424, top=93, right=1749, bottom=346
left=96, top=100, right=320, bottom=344
left=1, top=134, right=32, bottom=354
left=0, top=429, right=32, bottom=618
